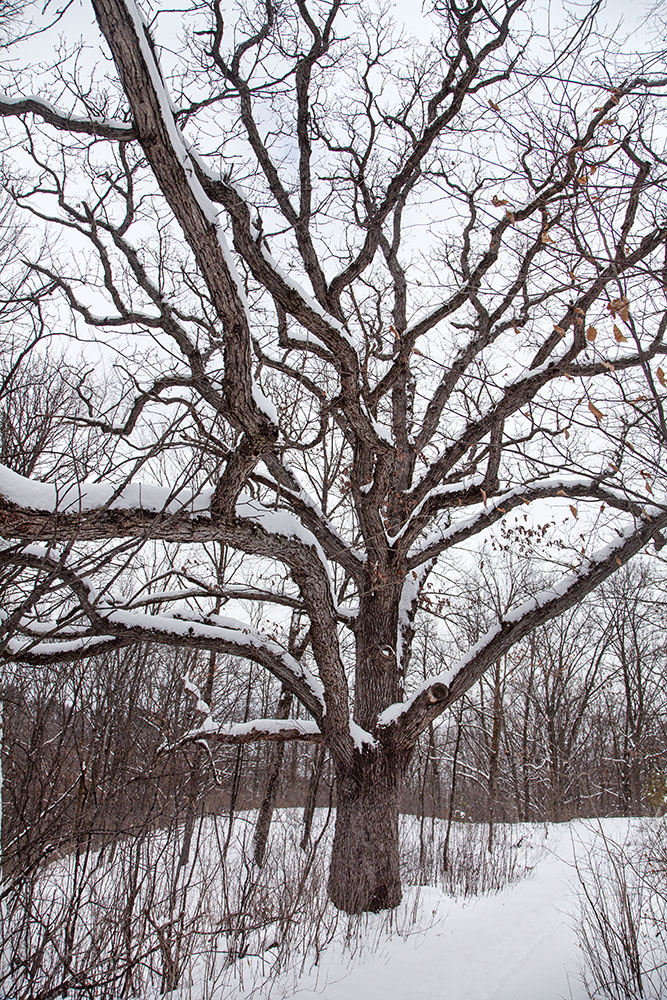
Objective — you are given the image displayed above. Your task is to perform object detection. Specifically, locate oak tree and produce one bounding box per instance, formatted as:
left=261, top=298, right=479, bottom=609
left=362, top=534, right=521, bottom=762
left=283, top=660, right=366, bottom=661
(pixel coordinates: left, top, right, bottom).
left=0, top=0, right=666, bottom=912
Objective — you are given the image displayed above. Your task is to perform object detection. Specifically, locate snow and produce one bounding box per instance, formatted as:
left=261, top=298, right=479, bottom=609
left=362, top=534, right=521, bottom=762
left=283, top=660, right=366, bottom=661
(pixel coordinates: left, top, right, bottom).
left=183, top=673, right=213, bottom=721
left=12, top=805, right=659, bottom=1000
left=396, top=563, right=432, bottom=665
left=251, top=381, right=279, bottom=424
left=0, top=463, right=213, bottom=514
left=236, top=494, right=338, bottom=601
left=0, top=94, right=130, bottom=134
left=257, top=248, right=356, bottom=348
left=6, top=634, right=117, bottom=657
left=349, top=719, right=377, bottom=750
left=237, top=816, right=639, bottom=1000
left=106, top=608, right=326, bottom=706
left=405, top=475, right=664, bottom=563
left=185, top=717, right=322, bottom=741
left=383, top=517, right=653, bottom=728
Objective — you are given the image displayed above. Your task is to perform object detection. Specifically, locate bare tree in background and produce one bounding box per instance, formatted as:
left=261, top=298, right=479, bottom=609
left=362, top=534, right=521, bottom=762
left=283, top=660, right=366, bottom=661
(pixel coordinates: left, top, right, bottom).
left=0, top=0, right=666, bottom=913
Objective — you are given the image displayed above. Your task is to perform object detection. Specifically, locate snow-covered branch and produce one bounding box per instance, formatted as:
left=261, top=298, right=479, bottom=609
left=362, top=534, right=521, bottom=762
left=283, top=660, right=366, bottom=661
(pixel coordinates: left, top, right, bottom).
left=382, top=510, right=667, bottom=748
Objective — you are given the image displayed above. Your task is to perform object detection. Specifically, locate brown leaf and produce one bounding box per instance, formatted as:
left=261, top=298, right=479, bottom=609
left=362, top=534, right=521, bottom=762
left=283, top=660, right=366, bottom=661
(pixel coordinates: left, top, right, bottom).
left=512, top=320, right=521, bottom=335
left=569, top=505, right=578, bottom=519
left=586, top=325, right=598, bottom=342
left=613, top=324, right=627, bottom=343
left=608, top=296, right=630, bottom=322
left=553, top=324, right=566, bottom=335
left=588, top=401, right=605, bottom=422
left=481, top=488, right=488, bottom=508
left=488, top=99, right=501, bottom=111
left=657, top=367, right=666, bottom=387
left=491, top=194, right=509, bottom=206
left=505, top=210, right=516, bottom=223
left=541, top=232, right=554, bottom=244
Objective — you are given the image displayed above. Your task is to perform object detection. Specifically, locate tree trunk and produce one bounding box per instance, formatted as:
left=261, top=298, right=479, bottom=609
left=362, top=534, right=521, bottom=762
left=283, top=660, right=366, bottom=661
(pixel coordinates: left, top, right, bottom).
left=328, top=750, right=405, bottom=914
left=254, top=687, right=293, bottom=865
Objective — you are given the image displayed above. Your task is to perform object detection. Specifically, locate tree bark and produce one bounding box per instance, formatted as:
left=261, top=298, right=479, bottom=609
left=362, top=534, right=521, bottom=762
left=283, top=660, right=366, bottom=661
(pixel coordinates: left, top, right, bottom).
left=328, top=750, right=406, bottom=914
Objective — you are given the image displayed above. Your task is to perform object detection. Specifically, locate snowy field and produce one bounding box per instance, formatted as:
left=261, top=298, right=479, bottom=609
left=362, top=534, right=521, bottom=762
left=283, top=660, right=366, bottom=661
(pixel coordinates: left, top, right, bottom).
left=265, top=818, right=602, bottom=1000
left=4, top=813, right=663, bottom=1000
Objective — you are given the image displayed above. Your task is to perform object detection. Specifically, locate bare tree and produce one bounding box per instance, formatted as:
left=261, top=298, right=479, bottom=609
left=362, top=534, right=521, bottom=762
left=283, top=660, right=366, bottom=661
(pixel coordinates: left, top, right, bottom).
left=0, top=0, right=666, bottom=913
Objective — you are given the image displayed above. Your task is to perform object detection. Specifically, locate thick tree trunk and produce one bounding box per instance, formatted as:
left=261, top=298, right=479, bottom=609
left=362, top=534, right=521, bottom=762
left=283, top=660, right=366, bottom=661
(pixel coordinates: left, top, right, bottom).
left=328, top=750, right=405, bottom=914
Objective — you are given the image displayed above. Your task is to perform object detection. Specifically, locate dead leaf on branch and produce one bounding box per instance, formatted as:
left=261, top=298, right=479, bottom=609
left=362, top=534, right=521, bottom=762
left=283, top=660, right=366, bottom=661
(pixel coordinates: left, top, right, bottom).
left=608, top=297, right=630, bottom=323
left=613, top=325, right=627, bottom=343
left=586, top=325, right=597, bottom=342
left=488, top=99, right=501, bottom=111
left=657, top=367, right=666, bottom=387
left=491, top=194, right=509, bottom=207
left=588, top=401, right=605, bottom=422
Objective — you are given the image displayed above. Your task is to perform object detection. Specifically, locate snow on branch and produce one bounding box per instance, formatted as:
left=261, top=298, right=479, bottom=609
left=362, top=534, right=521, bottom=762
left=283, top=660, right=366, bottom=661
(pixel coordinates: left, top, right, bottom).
left=0, top=462, right=213, bottom=515
left=0, top=94, right=136, bottom=139
left=381, top=510, right=667, bottom=746
left=163, top=717, right=324, bottom=749
left=6, top=604, right=326, bottom=719
left=404, top=476, right=663, bottom=568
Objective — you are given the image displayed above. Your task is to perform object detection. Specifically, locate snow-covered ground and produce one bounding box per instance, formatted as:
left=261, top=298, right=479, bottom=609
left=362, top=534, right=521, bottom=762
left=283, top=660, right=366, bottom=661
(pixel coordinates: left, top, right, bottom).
left=227, top=815, right=656, bottom=1000
left=267, top=819, right=598, bottom=1000
left=5, top=813, right=661, bottom=1000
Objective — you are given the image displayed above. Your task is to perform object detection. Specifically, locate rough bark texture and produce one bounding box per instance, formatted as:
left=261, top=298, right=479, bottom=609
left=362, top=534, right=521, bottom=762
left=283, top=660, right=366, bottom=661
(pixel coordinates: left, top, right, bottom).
left=328, top=751, right=406, bottom=914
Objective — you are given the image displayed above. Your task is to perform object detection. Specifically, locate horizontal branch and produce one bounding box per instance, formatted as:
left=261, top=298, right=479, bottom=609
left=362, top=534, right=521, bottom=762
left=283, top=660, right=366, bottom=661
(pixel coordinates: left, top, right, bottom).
left=405, top=477, right=662, bottom=568
left=0, top=463, right=353, bottom=734
left=0, top=94, right=136, bottom=139
left=163, top=718, right=324, bottom=749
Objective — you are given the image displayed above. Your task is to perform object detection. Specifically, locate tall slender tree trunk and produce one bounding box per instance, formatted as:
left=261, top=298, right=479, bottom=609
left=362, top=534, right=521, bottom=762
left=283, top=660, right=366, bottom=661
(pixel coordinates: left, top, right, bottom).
left=253, top=687, right=292, bottom=865
left=301, top=744, right=325, bottom=850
